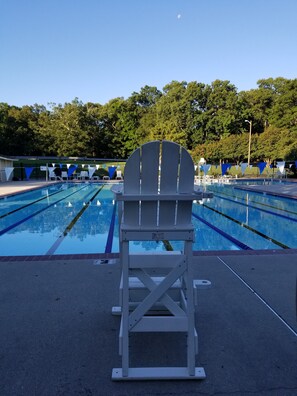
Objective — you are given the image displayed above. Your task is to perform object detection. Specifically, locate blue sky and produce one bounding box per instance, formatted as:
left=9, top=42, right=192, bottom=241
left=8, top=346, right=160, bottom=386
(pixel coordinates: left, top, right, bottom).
left=0, top=0, right=296, bottom=107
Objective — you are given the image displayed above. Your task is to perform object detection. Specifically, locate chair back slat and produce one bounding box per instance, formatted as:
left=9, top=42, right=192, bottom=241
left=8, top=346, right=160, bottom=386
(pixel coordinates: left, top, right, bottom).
left=140, top=141, right=160, bottom=226
left=124, top=148, right=141, bottom=194
left=122, top=140, right=194, bottom=228
left=159, top=141, right=179, bottom=227
left=123, top=148, right=141, bottom=226
left=176, top=147, right=195, bottom=225
left=178, top=148, right=194, bottom=193
left=160, top=141, right=179, bottom=193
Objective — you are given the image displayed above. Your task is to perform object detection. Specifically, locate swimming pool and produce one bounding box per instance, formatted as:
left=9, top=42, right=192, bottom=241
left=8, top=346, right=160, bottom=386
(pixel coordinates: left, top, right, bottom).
left=0, top=181, right=296, bottom=256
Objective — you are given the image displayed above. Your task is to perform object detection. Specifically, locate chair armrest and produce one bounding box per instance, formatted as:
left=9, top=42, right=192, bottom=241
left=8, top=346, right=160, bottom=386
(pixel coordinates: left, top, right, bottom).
left=193, top=187, right=213, bottom=199
left=111, top=185, right=213, bottom=201
left=113, top=193, right=198, bottom=201
left=111, top=185, right=123, bottom=196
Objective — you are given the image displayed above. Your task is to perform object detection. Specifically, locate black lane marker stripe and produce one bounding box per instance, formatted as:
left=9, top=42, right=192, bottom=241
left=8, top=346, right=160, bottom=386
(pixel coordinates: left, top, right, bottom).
left=163, top=240, right=173, bottom=251
left=192, top=211, right=252, bottom=250
left=201, top=204, right=290, bottom=249
left=0, top=185, right=88, bottom=236
left=0, top=187, right=67, bottom=219
left=212, top=192, right=297, bottom=223
left=46, top=185, right=105, bottom=255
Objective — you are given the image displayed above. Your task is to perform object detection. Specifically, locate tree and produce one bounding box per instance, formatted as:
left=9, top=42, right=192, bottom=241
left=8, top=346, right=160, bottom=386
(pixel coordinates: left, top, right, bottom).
left=203, top=80, right=241, bottom=141
left=44, top=99, right=99, bottom=157
left=1, top=77, right=296, bottom=162
left=97, top=97, right=141, bottom=158
left=184, top=81, right=210, bottom=147
left=267, top=78, right=297, bottom=131
left=147, top=81, right=189, bottom=146
left=239, top=87, right=273, bottom=132
left=130, top=85, right=162, bottom=108
left=255, top=126, right=296, bottom=162
left=0, top=103, right=40, bottom=155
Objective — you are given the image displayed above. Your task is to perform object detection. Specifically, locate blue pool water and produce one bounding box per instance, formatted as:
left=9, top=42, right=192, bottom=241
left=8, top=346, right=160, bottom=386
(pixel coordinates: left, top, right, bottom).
left=0, top=181, right=296, bottom=256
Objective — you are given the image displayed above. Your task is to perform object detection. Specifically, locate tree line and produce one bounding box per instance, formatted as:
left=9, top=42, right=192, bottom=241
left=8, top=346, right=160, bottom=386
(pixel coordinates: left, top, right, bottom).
left=1, top=77, right=296, bottom=163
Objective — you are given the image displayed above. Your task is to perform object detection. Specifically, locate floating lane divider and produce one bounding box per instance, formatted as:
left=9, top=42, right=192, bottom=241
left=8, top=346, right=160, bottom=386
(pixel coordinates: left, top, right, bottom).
left=192, top=211, right=252, bottom=250
left=0, top=187, right=70, bottom=220
left=211, top=193, right=297, bottom=223
left=200, top=203, right=290, bottom=249
left=46, top=184, right=105, bottom=255
left=0, top=185, right=88, bottom=236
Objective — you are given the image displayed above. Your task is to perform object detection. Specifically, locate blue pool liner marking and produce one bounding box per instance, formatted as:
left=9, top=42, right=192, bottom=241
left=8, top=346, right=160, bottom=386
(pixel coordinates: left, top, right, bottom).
left=105, top=203, right=117, bottom=253
left=192, top=212, right=253, bottom=251
left=0, top=185, right=87, bottom=236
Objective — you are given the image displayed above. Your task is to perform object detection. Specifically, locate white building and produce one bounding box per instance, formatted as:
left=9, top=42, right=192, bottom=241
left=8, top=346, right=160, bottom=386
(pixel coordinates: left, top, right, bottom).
left=0, top=156, right=16, bottom=182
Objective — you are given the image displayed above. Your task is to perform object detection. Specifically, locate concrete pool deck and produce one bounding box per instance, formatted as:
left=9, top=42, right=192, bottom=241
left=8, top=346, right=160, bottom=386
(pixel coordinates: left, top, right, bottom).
left=0, top=180, right=58, bottom=197
left=0, top=179, right=297, bottom=395
left=234, top=180, right=297, bottom=200
left=0, top=253, right=296, bottom=395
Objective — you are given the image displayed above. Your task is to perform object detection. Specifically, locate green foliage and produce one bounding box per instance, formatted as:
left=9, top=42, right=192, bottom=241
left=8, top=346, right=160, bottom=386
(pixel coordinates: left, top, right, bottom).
left=1, top=77, right=297, bottom=163
left=255, top=127, right=297, bottom=161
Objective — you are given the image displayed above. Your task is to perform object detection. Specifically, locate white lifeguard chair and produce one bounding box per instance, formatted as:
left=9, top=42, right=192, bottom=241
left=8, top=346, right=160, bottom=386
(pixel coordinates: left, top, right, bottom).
left=111, top=140, right=212, bottom=380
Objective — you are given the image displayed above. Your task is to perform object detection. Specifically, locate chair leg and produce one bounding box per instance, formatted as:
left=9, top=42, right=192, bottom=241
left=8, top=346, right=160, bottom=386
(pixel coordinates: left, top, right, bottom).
left=121, top=241, right=129, bottom=377
left=184, top=242, right=196, bottom=376
left=112, top=241, right=206, bottom=380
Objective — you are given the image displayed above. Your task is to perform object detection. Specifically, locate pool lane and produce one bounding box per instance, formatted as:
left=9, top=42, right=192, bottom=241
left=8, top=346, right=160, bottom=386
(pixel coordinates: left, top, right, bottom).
left=53, top=185, right=118, bottom=255
left=0, top=184, right=89, bottom=236
left=45, top=185, right=105, bottom=254
left=200, top=202, right=289, bottom=249
left=199, top=185, right=297, bottom=249
left=1, top=182, right=296, bottom=256
left=0, top=184, right=105, bottom=255
left=0, top=186, right=68, bottom=219
left=191, top=200, right=284, bottom=251
left=192, top=211, right=252, bottom=250
left=208, top=186, right=297, bottom=220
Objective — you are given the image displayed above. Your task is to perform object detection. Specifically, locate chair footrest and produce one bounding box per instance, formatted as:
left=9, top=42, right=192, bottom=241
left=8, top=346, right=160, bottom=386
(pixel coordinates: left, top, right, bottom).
left=126, top=276, right=182, bottom=289
left=112, top=304, right=183, bottom=316
left=194, top=279, right=212, bottom=305
left=112, top=306, right=122, bottom=316
left=194, top=279, right=211, bottom=289
left=112, top=367, right=206, bottom=380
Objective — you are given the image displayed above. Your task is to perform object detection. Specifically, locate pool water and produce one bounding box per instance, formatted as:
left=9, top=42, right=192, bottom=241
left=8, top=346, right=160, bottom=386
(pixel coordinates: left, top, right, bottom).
left=0, top=182, right=296, bottom=256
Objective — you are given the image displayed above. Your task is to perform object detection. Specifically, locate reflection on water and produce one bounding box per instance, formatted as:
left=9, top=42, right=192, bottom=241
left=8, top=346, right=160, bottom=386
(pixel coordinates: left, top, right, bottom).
left=0, top=181, right=297, bottom=255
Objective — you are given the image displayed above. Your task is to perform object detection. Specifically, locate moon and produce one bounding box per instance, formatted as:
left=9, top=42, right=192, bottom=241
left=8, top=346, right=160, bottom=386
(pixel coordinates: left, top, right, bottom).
left=177, top=14, right=181, bottom=19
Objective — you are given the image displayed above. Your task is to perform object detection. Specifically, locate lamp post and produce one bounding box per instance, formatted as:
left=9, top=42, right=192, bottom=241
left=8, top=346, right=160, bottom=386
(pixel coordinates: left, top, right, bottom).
left=245, top=120, right=252, bottom=166
left=198, top=157, right=206, bottom=180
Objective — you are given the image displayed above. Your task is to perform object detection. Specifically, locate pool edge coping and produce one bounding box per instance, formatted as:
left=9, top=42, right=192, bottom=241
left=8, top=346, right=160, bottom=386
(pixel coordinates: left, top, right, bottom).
left=1, top=248, right=297, bottom=262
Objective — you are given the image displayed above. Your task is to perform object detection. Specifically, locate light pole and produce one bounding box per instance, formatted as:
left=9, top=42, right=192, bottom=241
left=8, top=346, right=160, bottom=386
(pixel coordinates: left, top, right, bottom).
left=245, top=120, right=252, bottom=166
left=198, top=157, right=206, bottom=180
